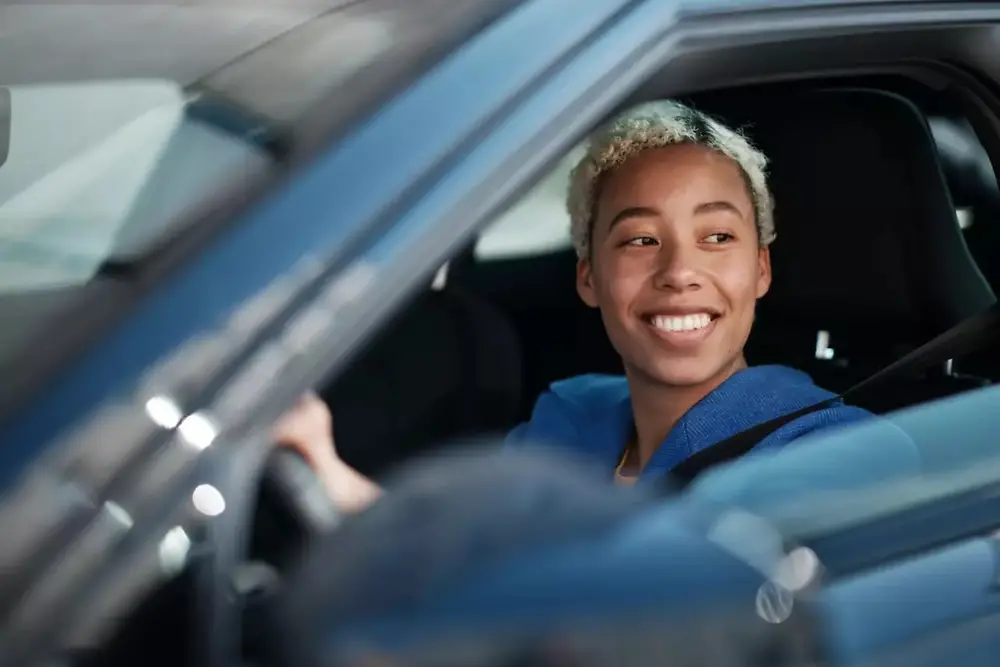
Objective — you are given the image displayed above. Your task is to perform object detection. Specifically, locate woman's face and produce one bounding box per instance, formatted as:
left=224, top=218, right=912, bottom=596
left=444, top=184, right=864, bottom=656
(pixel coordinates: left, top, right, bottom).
left=577, top=143, right=771, bottom=388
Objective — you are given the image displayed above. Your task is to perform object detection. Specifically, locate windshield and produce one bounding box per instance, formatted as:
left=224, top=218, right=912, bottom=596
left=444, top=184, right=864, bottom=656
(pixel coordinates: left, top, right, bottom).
left=0, top=0, right=520, bottom=382
left=0, top=81, right=271, bottom=292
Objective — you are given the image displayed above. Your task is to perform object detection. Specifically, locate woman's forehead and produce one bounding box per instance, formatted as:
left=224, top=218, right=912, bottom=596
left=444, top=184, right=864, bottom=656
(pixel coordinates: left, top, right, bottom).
left=596, top=145, right=753, bottom=214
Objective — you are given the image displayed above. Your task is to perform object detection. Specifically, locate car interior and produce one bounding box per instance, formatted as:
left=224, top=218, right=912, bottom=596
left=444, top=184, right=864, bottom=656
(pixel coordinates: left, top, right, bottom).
left=295, top=77, right=1000, bottom=667
left=326, top=75, right=1000, bottom=481
left=79, top=70, right=1000, bottom=667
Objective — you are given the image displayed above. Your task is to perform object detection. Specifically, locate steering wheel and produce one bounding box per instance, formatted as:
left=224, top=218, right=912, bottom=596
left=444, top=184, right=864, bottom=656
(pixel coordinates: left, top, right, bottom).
left=251, top=448, right=341, bottom=571
left=190, top=446, right=341, bottom=667
left=231, top=448, right=341, bottom=663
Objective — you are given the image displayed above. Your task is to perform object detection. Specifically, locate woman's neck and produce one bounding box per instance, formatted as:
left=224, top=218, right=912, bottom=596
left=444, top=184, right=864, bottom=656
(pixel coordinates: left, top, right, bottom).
left=625, top=356, right=747, bottom=469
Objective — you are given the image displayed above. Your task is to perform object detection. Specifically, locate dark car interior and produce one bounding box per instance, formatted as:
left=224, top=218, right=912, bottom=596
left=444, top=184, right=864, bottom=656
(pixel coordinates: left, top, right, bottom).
left=78, top=70, right=1000, bottom=667
left=326, top=76, right=999, bottom=481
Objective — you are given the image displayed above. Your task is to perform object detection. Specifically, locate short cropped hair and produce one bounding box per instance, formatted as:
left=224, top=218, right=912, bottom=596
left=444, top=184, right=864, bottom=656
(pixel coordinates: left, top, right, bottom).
left=566, top=100, right=776, bottom=258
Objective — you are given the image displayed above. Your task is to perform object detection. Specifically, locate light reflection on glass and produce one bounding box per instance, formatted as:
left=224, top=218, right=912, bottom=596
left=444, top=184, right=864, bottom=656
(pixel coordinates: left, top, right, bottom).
left=192, top=484, right=226, bottom=517
left=774, top=546, right=820, bottom=592
left=178, top=412, right=217, bottom=450
left=144, top=394, right=183, bottom=429
left=103, top=500, right=134, bottom=529
left=158, top=525, right=192, bottom=575
left=431, top=262, right=449, bottom=291
left=756, top=579, right=794, bottom=624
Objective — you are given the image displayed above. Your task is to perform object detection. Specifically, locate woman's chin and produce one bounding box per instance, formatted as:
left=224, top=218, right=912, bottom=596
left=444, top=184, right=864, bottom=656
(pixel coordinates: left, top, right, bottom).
left=643, top=357, right=742, bottom=389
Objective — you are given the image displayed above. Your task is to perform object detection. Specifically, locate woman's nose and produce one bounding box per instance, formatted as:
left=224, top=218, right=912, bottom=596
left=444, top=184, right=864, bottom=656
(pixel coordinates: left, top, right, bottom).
left=652, top=242, right=702, bottom=291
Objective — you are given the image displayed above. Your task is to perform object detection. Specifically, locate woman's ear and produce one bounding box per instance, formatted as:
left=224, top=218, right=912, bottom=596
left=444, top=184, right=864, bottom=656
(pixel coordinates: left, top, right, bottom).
left=576, top=257, right=600, bottom=308
left=756, top=245, right=772, bottom=299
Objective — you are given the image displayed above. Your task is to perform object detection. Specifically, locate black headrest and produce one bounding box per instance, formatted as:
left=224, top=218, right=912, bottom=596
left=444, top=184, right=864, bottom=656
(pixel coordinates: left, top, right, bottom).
left=705, top=89, right=994, bottom=350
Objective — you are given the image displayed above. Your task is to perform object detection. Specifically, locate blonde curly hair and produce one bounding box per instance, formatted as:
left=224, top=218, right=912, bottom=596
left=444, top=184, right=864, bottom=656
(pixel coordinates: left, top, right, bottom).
left=567, top=100, right=776, bottom=258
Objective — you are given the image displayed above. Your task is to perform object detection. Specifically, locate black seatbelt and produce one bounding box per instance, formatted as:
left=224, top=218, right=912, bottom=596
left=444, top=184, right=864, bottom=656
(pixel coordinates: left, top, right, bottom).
left=668, top=301, right=1000, bottom=489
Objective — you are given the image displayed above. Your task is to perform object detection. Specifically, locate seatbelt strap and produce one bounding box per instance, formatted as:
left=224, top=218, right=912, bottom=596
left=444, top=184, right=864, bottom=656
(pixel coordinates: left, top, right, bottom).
left=668, top=301, right=1000, bottom=488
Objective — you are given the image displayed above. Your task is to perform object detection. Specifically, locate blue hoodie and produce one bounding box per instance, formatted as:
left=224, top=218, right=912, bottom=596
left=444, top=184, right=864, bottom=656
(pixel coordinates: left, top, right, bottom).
left=506, top=365, right=878, bottom=482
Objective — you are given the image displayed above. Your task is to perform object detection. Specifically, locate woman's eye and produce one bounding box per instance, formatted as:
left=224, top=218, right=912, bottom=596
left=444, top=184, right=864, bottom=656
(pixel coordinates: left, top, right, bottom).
left=704, top=232, right=734, bottom=244
left=624, top=236, right=658, bottom=247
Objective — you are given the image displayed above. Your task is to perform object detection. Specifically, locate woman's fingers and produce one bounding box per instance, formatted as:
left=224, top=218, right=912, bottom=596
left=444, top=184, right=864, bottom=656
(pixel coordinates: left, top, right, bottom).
left=272, top=392, right=383, bottom=513
left=272, top=392, right=336, bottom=467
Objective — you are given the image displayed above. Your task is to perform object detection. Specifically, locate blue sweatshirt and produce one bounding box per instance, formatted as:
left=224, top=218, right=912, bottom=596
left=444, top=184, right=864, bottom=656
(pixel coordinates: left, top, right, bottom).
left=505, top=365, right=881, bottom=482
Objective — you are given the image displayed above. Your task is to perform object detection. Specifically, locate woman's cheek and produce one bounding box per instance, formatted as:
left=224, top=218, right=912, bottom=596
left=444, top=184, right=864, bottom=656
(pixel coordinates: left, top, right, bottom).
left=714, top=259, right=761, bottom=305
left=605, top=267, right=647, bottom=307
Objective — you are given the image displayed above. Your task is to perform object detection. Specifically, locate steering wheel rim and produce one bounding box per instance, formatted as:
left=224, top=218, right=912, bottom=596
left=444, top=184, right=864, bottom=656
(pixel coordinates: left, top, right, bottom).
left=251, top=448, right=341, bottom=570
left=235, top=448, right=341, bottom=664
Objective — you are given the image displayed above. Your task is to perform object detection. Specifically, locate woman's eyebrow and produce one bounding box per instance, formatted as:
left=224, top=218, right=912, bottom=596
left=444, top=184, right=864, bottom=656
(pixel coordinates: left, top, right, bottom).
left=694, top=200, right=743, bottom=217
left=607, top=206, right=659, bottom=230
left=606, top=200, right=744, bottom=232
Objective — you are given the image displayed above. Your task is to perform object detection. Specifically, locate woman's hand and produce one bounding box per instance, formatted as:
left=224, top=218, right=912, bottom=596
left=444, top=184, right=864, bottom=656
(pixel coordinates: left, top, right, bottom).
left=272, top=392, right=382, bottom=513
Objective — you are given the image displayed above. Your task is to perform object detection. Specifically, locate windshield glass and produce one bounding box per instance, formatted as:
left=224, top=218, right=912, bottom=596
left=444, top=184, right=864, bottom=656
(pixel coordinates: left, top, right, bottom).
left=690, top=382, right=1000, bottom=534
left=0, top=0, right=520, bottom=386
left=0, top=80, right=271, bottom=292
left=0, top=0, right=518, bottom=291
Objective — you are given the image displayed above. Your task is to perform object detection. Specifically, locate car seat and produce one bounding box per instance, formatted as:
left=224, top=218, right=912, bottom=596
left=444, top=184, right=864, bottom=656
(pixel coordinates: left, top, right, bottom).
left=692, top=88, right=996, bottom=411
left=320, top=254, right=522, bottom=478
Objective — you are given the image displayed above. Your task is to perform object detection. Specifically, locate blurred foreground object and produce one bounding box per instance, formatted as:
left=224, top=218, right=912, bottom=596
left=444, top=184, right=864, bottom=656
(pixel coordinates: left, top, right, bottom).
left=261, top=446, right=819, bottom=667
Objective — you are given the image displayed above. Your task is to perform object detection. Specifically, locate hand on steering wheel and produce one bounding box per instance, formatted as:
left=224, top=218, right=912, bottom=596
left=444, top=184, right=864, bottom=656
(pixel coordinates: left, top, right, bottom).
left=247, top=394, right=341, bottom=572
left=253, top=393, right=380, bottom=570
left=272, top=393, right=339, bottom=486
left=271, top=392, right=382, bottom=514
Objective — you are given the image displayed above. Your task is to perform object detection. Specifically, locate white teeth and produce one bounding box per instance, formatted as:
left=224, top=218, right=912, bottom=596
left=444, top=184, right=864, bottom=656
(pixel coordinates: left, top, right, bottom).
left=651, top=313, right=712, bottom=333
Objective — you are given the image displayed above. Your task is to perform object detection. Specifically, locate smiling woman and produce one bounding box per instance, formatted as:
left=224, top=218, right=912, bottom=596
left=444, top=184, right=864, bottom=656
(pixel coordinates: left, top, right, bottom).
left=504, top=100, right=879, bottom=483
left=576, top=142, right=769, bottom=386
left=279, top=99, right=898, bottom=507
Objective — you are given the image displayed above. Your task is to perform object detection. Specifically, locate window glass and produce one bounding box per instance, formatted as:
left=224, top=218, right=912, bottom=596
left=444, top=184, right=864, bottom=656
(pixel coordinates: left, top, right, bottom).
left=0, top=80, right=271, bottom=293
left=474, top=146, right=583, bottom=260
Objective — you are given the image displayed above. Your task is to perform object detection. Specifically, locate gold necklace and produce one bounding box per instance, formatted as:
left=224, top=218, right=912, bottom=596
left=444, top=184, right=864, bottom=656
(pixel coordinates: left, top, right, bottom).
left=615, top=443, right=633, bottom=476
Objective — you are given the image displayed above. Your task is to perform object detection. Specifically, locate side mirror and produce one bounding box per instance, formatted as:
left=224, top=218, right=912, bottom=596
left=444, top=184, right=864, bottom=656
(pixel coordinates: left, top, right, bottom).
left=0, top=87, right=9, bottom=168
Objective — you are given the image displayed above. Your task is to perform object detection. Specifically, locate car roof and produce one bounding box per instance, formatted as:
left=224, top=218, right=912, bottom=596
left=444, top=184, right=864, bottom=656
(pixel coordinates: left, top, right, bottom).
left=0, top=2, right=336, bottom=84
left=0, top=0, right=523, bottom=126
